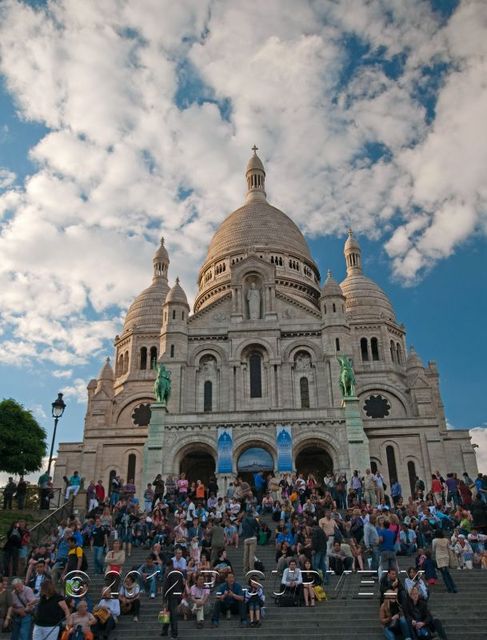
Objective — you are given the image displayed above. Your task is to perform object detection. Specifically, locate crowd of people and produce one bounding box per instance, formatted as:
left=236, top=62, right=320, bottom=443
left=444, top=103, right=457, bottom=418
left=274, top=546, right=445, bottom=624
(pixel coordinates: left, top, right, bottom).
left=0, top=467, right=486, bottom=640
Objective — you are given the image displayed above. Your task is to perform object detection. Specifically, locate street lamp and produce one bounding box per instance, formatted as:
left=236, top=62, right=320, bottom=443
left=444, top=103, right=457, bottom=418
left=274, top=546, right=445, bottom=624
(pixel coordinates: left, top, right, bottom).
left=47, top=392, right=66, bottom=477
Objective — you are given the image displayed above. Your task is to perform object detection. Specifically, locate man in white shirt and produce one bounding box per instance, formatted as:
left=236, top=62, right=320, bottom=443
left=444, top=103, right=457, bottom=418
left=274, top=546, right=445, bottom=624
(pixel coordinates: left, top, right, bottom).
left=172, top=548, right=188, bottom=574
left=281, top=559, right=303, bottom=601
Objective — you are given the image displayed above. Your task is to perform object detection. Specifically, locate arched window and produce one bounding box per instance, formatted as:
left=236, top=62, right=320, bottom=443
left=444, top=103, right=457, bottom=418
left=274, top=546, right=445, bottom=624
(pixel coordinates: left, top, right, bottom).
left=249, top=352, right=262, bottom=398
left=300, top=377, right=310, bottom=408
left=170, top=344, right=175, bottom=358
left=123, top=351, right=129, bottom=373
left=396, top=343, right=402, bottom=364
left=361, top=338, right=369, bottom=362
left=127, top=454, right=136, bottom=482
left=140, top=347, right=147, bottom=370
left=323, top=304, right=327, bottom=314
left=150, top=346, right=157, bottom=368
left=181, top=311, right=185, bottom=320
left=370, top=460, right=378, bottom=474
left=172, top=309, right=176, bottom=320
left=332, top=303, right=336, bottom=312
left=386, top=445, right=398, bottom=484
left=371, top=337, right=380, bottom=361
left=117, top=355, right=123, bottom=376
left=407, top=461, right=417, bottom=498
left=390, top=340, right=395, bottom=363
left=204, top=380, right=212, bottom=412
left=335, top=337, right=340, bottom=352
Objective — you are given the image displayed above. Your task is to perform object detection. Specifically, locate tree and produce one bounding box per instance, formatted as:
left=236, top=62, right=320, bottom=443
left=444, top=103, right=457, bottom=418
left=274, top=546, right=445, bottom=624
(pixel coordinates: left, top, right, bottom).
left=0, top=398, right=47, bottom=476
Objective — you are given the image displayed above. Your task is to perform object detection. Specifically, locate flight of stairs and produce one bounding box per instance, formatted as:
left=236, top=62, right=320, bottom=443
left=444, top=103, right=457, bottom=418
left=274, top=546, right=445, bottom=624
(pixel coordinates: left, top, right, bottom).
left=83, top=527, right=487, bottom=639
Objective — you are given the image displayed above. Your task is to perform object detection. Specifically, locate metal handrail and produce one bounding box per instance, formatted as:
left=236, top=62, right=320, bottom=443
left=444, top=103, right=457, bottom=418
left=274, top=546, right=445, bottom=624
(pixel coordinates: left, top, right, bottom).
left=28, top=497, right=75, bottom=546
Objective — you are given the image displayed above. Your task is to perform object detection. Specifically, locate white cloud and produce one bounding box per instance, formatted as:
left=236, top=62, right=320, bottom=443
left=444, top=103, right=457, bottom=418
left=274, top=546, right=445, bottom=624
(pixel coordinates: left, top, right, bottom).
left=0, top=0, right=485, bottom=366
left=0, top=168, right=16, bottom=189
left=53, top=369, right=73, bottom=379
left=31, top=403, right=47, bottom=420
left=62, top=378, right=88, bottom=404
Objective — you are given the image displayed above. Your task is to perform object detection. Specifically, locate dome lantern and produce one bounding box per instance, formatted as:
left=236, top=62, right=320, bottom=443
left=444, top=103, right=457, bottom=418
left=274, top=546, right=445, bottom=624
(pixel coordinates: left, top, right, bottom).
left=245, top=145, right=266, bottom=202
left=153, top=236, right=169, bottom=279
left=344, top=228, right=362, bottom=275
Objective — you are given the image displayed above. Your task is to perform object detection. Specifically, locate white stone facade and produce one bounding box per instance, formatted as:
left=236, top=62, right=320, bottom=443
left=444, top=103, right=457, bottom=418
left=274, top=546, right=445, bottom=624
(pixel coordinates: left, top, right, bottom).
left=54, top=150, right=478, bottom=497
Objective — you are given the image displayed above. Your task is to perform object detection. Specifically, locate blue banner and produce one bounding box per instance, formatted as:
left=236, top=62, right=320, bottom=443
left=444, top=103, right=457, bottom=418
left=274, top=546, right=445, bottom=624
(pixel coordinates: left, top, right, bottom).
left=276, top=425, right=293, bottom=472
left=217, top=427, right=233, bottom=473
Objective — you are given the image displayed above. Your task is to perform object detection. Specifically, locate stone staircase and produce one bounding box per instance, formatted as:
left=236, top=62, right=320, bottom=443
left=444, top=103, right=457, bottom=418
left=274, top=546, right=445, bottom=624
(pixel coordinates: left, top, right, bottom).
left=83, top=532, right=487, bottom=640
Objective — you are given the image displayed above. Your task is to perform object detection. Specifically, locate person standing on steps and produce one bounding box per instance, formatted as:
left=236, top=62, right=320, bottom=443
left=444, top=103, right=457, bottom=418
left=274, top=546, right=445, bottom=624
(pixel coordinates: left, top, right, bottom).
left=161, top=559, right=184, bottom=639
left=311, top=524, right=328, bottom=584
left=2, top=478, right=16, bottom=510
left=432, top=531, right=457, bottom=593
left=152, top=475, right=165, bottom=510
left=241, top=511, right=259, bottom=575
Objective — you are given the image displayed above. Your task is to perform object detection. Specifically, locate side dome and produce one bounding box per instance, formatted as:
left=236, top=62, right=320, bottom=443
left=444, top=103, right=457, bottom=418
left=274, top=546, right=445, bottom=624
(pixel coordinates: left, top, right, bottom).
left=340, top=230, right=396, bottom=321
left=340, top=273, right=396, bottom=321
left=123, top=238, right=170, bottom=332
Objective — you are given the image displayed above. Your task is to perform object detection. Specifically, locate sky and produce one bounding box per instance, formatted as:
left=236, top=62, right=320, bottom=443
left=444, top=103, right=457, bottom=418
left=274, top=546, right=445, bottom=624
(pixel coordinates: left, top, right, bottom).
left=0, top=0, right=486, bottom=476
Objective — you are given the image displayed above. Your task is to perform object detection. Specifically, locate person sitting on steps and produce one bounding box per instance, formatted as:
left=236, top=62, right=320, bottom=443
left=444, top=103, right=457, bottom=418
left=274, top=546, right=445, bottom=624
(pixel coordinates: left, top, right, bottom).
left=211, top=572, right=247, bottom=628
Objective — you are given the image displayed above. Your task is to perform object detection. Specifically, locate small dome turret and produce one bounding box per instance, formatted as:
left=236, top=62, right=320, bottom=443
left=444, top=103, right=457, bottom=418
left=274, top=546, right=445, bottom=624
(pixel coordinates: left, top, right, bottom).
left=165, top=277, right=189, bottom=307
left=321, top=270, right=344, bottom=298
left=406, top=346, right=424, bottom=371
left=98, top=357, right=114, bottom=381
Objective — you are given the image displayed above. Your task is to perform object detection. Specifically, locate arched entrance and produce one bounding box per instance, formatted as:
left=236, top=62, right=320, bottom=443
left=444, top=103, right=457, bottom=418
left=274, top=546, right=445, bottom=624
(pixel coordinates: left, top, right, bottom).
left=295, top=445, right=333, bottom=481
left=180, top=450, right=216, bottom=486
left=237, top=447, right=274, bottom=484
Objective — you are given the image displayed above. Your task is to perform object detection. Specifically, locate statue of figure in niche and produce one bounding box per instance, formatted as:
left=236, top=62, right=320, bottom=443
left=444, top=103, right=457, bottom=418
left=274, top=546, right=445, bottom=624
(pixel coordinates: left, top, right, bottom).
left=247, top=282, right=261, bottom=320
left=295, top=352, right=311, bottom=370
left=201, top=355, right=217, bottom=374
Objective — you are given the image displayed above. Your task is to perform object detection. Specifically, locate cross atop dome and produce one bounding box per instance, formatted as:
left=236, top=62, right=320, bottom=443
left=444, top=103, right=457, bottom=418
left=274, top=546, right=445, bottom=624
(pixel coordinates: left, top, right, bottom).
left=251, top=144, right=258, bottom=153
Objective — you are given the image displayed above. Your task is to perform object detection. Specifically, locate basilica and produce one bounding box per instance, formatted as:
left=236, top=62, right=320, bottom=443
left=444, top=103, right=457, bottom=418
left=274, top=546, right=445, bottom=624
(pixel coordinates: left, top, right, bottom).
left=54, top=149, right=478, bottom=496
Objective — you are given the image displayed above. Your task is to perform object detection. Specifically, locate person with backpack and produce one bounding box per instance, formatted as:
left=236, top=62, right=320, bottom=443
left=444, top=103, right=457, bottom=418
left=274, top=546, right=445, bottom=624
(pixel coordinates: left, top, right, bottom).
left=63, top=537, right=88, bottom=579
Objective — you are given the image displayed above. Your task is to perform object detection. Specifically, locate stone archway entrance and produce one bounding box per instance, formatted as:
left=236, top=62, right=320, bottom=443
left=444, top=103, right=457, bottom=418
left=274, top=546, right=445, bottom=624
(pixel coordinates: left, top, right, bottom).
left=295, top=445, right=333, bottom=482
left=180, top=450, right=216, bottom=486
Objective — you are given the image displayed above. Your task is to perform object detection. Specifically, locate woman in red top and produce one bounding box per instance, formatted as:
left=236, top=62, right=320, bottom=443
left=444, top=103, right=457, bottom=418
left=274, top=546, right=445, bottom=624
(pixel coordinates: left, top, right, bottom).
left=431, top=474, right=443, bottom=506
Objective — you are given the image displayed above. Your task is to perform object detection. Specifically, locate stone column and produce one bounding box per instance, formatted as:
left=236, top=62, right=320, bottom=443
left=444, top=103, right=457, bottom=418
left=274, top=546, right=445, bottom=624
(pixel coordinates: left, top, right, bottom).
left=342, top=396, right=370, bottom=476
left=143, top=402, right=167, bottom=488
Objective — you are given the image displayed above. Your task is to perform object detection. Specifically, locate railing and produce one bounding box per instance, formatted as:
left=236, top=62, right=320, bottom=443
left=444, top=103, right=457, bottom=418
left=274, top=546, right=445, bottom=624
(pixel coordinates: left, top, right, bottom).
left=0, top=486, right=64, bottom=510
left=28, top=496, right=75, bottom=546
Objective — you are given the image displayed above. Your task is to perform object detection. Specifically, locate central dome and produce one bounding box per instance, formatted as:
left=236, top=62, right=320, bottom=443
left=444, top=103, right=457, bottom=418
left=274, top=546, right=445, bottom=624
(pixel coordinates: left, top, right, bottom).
left=194, top=148, right=321, bottom=314
left=206, top=199, right=312, bottom=262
